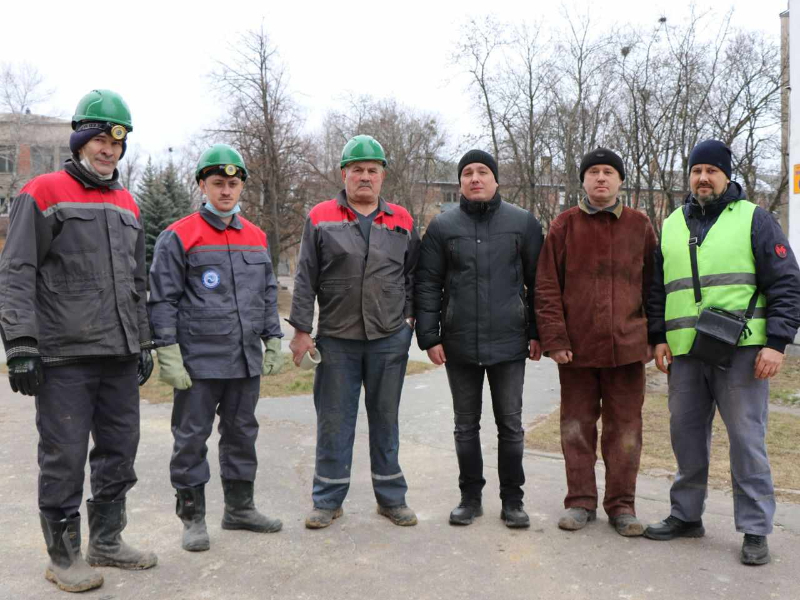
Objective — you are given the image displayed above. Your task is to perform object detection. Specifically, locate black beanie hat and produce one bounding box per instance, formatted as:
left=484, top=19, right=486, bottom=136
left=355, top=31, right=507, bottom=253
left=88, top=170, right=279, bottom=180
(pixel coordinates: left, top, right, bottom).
left=70, top=122, right=127, bottom=159
left=458, top=149, right=499, bottom=183
left=579, top=147, right=625, bottom=182
left=689, top=140, right=731, bottom=179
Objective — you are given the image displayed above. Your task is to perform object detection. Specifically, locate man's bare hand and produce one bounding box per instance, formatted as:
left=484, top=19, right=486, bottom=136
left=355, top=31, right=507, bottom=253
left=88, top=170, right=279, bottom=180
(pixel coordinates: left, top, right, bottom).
left=643, top=344, right=655, bottom=365
left=550, top=349, right=573, bottom=364
left=427, top=344, right=447, bottom=366
left=654, top=343, right=672, bottom=374
left=289, top=330, right=315, bottom=367
left=754, top=347, right=784, bottom=379
left=529, top=340, right=542, bottom=361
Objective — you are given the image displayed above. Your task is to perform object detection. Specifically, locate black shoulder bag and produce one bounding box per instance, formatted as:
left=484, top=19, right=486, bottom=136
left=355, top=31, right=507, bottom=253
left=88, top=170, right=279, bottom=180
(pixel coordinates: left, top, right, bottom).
left=687, top=235, right=759, bottom=370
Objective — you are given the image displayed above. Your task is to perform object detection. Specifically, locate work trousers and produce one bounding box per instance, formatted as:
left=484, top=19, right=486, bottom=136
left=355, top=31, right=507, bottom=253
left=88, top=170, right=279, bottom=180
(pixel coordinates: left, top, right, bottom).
left=558, top=362, right=645, bottom=517
left=311, top=326, right=412, bottom=509
left=444, top=360, right=526, bottom=503
left=35, top=358, right=140, bottom=520
left=668, top=346, right=774, bottom=535
left=170, top=377, right=261, bottom=489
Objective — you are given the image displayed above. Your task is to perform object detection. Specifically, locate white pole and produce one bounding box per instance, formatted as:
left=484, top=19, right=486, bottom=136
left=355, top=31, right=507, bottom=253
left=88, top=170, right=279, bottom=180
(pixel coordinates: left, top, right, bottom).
left=790, top=0, right=800, bottom=251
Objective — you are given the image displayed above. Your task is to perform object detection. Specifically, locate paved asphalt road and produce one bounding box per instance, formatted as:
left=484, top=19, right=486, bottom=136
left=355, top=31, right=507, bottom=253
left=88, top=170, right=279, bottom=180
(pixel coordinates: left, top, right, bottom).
left=1, top=359, right=799, bottom=600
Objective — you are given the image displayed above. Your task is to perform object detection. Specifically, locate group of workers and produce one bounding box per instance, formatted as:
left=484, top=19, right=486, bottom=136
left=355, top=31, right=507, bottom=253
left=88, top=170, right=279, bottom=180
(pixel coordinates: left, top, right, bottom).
left=0, top=88, right=798, bottom=594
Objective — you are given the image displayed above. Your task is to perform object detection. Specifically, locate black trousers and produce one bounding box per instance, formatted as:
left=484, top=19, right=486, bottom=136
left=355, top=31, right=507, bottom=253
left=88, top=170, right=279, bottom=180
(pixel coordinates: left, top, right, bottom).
left=444, top=360, right=526, bottom=502
left=35, top=358, right=140, bottom=520
left=170, top=377, right=261, bottom=489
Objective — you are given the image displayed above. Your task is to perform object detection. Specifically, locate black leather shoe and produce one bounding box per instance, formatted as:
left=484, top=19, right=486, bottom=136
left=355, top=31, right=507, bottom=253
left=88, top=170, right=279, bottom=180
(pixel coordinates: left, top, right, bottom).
left=449, top=499, right=483, bottom=525
left=500, top=503, right=530, bottom=529
left=741, top=534, right=770, bottom=565
left=644, top=515, right=704, bottom=541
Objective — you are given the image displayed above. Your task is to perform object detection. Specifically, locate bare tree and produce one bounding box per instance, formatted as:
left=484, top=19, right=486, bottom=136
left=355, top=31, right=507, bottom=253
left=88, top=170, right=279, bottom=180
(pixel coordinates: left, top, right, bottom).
left=209, top=25, right=308, bottom=265
left=0, top=62, right=53, bottom=205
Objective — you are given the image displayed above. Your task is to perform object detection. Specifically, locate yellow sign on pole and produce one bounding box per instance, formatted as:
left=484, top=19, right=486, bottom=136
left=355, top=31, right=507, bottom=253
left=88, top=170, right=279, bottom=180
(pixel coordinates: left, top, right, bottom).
left=795, top=164, right=800, bottom=194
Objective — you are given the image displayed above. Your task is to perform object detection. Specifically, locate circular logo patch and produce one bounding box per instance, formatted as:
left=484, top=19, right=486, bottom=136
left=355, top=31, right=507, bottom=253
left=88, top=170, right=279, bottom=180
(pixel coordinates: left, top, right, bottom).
left=201, top=269, right=221, bottom=289
left=775, top=244, right=788, bottom=259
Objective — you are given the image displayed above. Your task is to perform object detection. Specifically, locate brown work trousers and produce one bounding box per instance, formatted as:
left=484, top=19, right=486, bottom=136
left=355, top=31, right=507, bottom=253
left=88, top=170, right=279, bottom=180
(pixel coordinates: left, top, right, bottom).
left=557, top=362, right=645, bottom=517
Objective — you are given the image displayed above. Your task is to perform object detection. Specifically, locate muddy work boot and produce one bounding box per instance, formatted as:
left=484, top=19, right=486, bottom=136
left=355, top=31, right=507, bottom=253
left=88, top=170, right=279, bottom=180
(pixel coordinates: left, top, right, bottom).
left=558, top=507, right=597, bottom=531
left=85, top=499, right=158, bottom=570
left=449, top=497, right=483, bottom=526
left=40, top=513, right=104, bottom=593
left=221, top=479, right=282, bottom=533
left=741, top=534, right=770, bottom=566
left=500, top=502, right=530, bottom=529
left=176, top=487, right=210, bottom=552
left=377, top=504, right=418, bottom=526
left=609, top=513, right=645, bottom=537
left=305, top=506, right=344, bottom=529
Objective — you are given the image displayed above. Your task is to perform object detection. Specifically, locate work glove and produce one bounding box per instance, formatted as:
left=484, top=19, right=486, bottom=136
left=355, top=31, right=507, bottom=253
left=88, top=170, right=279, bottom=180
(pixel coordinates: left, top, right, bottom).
left=8, top=356, right=45, bottom=396
left=137, top=349, right=154, bottom=386
left=262, top=337, right=284, bottom=376
left=156, top=344, right=192, bottom=390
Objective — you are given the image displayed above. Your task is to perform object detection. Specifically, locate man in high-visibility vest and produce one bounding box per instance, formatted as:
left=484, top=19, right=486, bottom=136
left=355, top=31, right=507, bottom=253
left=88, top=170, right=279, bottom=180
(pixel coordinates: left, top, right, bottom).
left=645, top=140, right=800, bottom=565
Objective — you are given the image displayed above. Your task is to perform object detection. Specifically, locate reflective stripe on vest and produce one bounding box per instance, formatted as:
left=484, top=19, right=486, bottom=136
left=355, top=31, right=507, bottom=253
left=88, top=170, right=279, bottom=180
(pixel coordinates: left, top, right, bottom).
left=661, top=200, right=766, bottom=356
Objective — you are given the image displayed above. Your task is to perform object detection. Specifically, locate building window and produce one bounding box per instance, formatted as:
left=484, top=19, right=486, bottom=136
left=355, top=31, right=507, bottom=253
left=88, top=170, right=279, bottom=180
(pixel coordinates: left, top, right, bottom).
left=0, top=145, right=15, bottom=173
left=31, top=146, right=54, bottom=174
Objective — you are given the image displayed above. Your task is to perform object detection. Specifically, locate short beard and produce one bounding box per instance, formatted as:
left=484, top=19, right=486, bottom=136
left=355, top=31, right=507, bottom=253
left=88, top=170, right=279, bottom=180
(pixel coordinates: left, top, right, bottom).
left=693, top=191, right=722, bottom=206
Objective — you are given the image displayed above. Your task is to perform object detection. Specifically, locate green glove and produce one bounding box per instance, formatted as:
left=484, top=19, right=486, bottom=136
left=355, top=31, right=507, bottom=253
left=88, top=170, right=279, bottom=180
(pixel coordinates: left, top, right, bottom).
left=156, top=344, right=192, bottom=390
left=262, top=338, right=284, bottom=376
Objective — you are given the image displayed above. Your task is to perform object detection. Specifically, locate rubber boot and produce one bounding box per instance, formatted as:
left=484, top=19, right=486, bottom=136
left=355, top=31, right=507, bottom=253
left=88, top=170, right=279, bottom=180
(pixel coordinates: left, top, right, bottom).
left=220, top=479, right=282, bottom=533
left=85, top=499, right=158, bottom=570
left=176, top=487, right=210, bottom=552
left=40, top=513, right=104, bottom=593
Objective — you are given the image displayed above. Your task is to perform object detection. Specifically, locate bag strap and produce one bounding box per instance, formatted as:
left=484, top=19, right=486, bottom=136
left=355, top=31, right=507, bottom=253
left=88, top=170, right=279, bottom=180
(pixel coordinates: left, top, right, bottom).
left=744, top=288, right=759, bottom=320
left=688, top=236, right=702, bottom=304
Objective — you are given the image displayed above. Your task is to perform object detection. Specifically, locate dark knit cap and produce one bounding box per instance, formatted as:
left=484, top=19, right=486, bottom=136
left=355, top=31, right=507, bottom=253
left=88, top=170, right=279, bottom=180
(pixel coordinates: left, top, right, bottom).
left=689, top=139, right=731, bottom=179
left=458, top=149, right=499, bottom=183
left=70, top=122, right=127, bottom=159
left=579, top=147, right=625, bottom=182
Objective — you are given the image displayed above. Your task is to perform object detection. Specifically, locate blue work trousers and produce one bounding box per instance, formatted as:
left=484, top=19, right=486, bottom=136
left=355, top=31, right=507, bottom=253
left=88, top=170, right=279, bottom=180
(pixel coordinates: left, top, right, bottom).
left=170, top=377, right=261, bottom=489
left=668, top=346, right=775, bottom=535
left=311, top=325, right=413, bottom=509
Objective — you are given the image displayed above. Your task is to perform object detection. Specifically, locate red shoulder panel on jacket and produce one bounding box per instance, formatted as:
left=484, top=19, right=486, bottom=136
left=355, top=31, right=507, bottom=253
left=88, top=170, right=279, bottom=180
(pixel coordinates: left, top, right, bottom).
left=309, top=199, right=352, bottom=226
left=25, top=171, right=140, bottom=218
left=168, top=212, right=267, bottom=252
left=377, top=203, right=414, bottom=230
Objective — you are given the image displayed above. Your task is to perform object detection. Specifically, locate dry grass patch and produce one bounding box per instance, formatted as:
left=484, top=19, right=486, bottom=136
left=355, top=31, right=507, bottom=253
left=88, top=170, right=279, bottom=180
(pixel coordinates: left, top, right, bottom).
left=525, top=363, right=800, bottom=503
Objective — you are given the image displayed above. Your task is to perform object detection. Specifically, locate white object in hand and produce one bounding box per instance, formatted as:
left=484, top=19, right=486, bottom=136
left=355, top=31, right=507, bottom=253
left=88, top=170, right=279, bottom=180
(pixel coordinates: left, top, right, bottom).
left=299, top=349, right=322, bottom=370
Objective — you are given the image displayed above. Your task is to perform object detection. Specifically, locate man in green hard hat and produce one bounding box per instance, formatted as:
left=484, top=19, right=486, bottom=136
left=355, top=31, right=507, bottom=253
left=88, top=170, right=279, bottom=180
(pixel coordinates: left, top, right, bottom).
left=0, top=89, right=157, bottom=593
left=289, top=134, right=421, bottom=529
left=148, top=143, right=284, bottom=552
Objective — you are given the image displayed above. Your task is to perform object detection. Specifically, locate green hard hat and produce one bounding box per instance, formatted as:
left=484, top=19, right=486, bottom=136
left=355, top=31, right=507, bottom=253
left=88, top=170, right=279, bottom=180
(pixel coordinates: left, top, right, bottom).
left=195, top=144, right=248, bottom=182
left=340, top=135, right=387, bottom=168
left=71, top=89, right=133, bottom=132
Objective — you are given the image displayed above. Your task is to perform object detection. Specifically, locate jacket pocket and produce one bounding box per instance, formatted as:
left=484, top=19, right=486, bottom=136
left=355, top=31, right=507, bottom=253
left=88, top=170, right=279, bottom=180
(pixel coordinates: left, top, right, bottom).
left=188, top=253, right=226, bottom=293
left=320, top=279, right=352, bottom=292
left=53, top=209, right=99, bottom=254
left=188, top=317, right=236, bottom=336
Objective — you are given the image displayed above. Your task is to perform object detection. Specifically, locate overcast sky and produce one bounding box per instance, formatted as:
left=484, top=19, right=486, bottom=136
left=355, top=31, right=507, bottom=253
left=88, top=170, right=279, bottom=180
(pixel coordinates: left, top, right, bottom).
left=1, top=0, right=789, bottom=164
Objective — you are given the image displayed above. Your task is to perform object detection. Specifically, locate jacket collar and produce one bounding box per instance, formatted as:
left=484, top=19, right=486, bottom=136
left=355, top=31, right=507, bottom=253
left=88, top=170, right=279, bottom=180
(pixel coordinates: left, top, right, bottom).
left=337, top=189, right=393, bottom=216
left=460, top=191, right=502, bottom=217
left=579, top=197, right=623, bottom=219
left=64, top=158, right=124, bottom=190
left=200, top=204, right=243, bottom=230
